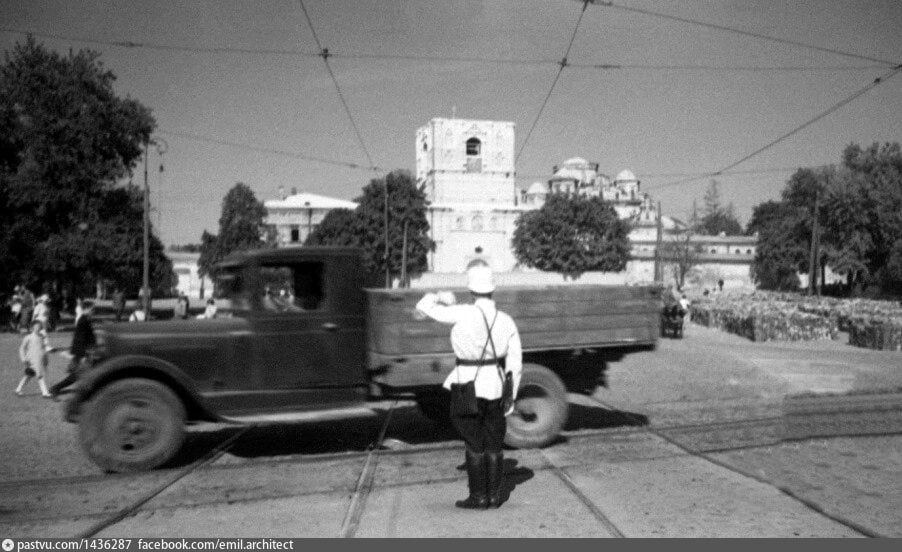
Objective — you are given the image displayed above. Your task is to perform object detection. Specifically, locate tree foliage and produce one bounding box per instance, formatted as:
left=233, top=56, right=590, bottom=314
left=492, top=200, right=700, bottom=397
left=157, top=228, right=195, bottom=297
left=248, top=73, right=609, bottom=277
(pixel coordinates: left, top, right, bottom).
left=305, top=170, right=434, bottom=285
left=695, top=180, right=743, bottom=236
left=750, top=143, right=902, bottom=295
left=749, top=200, right=807, bottom=291
left=512, top=194, right=631, bottom=279
left=0, top=37, right=171, bottom=296
left=198, top=182, right=270, bottom=279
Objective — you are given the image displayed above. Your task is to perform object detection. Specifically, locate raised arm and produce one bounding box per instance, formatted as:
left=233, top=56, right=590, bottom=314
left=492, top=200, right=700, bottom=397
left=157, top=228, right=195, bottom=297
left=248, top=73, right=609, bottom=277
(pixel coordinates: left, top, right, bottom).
left=415, top=292, right=469, bottom=325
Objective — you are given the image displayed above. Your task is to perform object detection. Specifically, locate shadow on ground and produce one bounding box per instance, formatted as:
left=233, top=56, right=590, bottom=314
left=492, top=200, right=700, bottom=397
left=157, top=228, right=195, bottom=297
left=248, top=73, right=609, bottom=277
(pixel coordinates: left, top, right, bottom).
left=163, top=401, right=650, bottom=470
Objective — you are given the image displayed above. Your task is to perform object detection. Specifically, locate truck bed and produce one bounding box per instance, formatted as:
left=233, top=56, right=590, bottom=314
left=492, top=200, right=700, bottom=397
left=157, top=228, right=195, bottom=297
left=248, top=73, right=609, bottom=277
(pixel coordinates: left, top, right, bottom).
left=366, top=284, right=660, bottom=388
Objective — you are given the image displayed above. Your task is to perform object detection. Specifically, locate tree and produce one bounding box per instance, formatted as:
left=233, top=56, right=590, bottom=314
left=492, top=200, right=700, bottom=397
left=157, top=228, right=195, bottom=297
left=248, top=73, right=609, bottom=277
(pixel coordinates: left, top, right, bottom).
left=512, top=194, right=631, bottom=279
left=750, top=201, right=807, bottom=291
left=695, top=180, right=743, bottom=235
left=660, top=230, right=700, bottom=291
left=308, top=170, right=434, bottom=285
left=839, top=142, right=902, bottom=292
left=0, top=37, right=162, bottom=296
left=198, top=182, right=270, bottom=282
left=305, top=208, right=359, bottom=247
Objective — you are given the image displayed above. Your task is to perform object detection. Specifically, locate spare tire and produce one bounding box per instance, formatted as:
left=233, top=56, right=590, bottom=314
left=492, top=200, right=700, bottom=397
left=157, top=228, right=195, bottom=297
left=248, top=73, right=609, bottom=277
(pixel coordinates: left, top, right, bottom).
left=505, top=363, right=568, bottom=449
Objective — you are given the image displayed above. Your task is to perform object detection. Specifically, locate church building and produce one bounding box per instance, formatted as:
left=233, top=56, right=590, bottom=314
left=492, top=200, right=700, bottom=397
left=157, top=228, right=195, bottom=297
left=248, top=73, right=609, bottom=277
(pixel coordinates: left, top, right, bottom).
left=416, top=118, right=529, bottom=272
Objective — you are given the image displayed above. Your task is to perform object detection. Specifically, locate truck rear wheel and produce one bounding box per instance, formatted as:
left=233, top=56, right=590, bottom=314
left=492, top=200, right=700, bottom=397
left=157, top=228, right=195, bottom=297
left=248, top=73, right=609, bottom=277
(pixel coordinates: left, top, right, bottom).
left=79, top=378, right=186, bottom=473
left=505, top=363, right=568, bottom=449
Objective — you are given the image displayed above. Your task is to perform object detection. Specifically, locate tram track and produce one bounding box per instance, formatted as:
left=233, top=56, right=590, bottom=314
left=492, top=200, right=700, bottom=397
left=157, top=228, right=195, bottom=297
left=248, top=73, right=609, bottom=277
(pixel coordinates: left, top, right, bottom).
left=582, top=394, right=888, bottom=538
left=74, top=425, right=256, bottom=538
left=0, top=400, right=889, bottom=493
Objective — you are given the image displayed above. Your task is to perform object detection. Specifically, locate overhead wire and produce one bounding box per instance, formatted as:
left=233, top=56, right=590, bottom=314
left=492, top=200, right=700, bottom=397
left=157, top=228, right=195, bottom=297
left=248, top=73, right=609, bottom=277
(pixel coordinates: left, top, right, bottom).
left=4, top=3, right=901, bottom=192
left=648, top=64, right=902, bottom=191
left=591, top=1, right=900, bottom=67
left=296, top=0, right=376, bottom=170
left=0, top=28, right=886, bottom=73
left=158, top=129, right=382, bottom=172
left=516, top=0, right=590, bottom=163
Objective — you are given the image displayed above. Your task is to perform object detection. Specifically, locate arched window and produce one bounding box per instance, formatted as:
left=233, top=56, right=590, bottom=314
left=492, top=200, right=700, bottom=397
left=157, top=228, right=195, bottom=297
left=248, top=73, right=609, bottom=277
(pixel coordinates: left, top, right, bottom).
left=710, top=248, right=717, bottom=254
left=455, top=217, right=464, bottom=230
left=472, top=214, right=484, bottom=231
left=746, top=249, right=752, bottom=254
left=735, top=249, right=741, bottom=254
left=466, top=137, right=481, bottom=156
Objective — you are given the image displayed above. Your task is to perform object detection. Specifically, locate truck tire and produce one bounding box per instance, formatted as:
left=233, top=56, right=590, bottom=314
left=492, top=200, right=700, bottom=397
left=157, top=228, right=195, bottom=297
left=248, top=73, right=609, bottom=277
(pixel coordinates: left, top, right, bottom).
left=415, top=390, right=451, bottom=425
left=505, top=363, right=568, bottom=449
left=79, top=378, right=186, bottom=473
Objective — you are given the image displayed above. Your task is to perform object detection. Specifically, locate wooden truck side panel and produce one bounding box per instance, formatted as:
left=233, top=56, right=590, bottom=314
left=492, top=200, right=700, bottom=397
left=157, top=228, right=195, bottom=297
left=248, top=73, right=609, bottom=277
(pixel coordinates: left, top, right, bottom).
left=366, top=285, right=661, bottom=389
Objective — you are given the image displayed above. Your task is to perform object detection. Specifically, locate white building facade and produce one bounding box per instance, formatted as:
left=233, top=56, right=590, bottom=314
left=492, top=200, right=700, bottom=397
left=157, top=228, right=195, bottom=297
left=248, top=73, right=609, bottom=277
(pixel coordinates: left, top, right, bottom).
left=264, top=190, right=357, bottom=246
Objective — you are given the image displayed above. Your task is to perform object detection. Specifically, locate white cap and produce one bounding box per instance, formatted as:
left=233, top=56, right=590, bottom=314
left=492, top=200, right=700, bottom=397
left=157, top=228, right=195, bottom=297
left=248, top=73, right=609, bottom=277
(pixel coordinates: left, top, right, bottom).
left=467, top=264, right=495, bottom=294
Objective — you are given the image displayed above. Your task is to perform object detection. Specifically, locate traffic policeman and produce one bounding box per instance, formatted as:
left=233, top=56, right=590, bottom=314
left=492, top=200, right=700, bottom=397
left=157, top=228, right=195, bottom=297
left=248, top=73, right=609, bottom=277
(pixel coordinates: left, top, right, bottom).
left=416, top=260, right=522, bottom=509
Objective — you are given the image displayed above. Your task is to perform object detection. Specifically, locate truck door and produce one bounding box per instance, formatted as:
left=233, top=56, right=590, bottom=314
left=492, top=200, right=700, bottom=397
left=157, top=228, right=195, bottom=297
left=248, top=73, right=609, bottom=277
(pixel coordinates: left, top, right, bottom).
left=248, top=260, right=365, bottom=409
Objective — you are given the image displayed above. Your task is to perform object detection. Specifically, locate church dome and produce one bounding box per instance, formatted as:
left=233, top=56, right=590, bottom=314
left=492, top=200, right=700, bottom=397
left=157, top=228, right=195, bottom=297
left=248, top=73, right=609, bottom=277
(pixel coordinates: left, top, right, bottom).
left=615, top=169, right=637, bottom=183
left=526, top=182, right=548, bottom=195
left=561, top=157, right=589, bottom=167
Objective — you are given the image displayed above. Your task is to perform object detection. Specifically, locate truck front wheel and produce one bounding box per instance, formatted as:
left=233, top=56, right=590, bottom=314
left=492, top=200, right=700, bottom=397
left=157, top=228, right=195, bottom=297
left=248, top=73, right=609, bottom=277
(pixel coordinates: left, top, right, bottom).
left=79, top=378, right=186, bottom=473
left=505, top=363, right=568, bottom=449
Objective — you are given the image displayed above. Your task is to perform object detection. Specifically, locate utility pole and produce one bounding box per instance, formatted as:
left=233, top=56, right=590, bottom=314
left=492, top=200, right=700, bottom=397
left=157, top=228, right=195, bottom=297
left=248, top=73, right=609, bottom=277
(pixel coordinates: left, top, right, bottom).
left=400, top=219, right=409, bottom=288
left=807, top=190, right=820, bottom=296
left=384, top=178, right=390, bottom=288
left=142, top=139, right=150, bottom=315
left=654, top=201, right=663, bottom=282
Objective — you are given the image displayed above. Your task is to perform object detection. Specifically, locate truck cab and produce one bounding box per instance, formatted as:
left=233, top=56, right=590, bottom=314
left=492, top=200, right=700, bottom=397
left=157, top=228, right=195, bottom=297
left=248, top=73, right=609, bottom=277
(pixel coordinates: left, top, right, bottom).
left=67, top=247, right=375, bottom=472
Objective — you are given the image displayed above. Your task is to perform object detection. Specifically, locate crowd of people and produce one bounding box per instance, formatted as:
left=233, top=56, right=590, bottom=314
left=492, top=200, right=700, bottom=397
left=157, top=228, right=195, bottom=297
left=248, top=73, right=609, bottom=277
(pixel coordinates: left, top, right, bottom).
left=7, top=283, right=220, bottom=399
left=3, top=285, right=65, bottom=333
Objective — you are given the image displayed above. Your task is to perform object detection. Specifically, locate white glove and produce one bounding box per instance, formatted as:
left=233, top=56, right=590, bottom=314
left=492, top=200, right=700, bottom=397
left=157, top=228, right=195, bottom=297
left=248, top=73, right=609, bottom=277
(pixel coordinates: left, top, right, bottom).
left=436, top=291, right=456, bottom=306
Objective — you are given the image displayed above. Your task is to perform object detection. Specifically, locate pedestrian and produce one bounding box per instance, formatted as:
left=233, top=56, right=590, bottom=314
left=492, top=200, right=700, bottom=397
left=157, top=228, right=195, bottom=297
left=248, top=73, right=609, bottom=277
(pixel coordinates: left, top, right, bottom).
left=174, top=292, right=190, bottom=320
left=415, top=260, right=522, bottom=509
left=9, top=295, right=22, bottom=331
left=129, top=307, right=147, bottom=322
left=112, top=287, right=125, bottom=322
left=15, top=320, right=53, bottom=398
left=18, top=285, right=35, bottom=332
left=718, top=279, right=725, bottom=293
left=32, top=295, right=50, bottom=329
left=202, top=298, right=217, bottom=319
left=49, top=300, right=96, bottom=397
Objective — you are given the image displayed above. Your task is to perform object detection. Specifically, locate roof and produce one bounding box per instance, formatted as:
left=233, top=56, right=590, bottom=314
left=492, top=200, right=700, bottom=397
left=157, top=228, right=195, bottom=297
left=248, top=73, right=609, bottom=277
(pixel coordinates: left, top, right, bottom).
left=264, top=192, right=357, bottom=210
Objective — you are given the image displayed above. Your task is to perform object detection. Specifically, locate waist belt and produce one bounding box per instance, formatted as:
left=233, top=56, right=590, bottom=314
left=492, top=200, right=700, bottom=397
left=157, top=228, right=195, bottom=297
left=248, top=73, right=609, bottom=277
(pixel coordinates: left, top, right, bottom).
left=456, top=357, right=506, bottom=367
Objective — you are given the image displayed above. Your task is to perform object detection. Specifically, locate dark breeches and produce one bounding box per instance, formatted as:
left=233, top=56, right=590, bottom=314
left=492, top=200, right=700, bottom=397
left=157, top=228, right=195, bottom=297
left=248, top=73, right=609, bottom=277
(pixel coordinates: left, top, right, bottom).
left=452, top=398, right=506, bottom=453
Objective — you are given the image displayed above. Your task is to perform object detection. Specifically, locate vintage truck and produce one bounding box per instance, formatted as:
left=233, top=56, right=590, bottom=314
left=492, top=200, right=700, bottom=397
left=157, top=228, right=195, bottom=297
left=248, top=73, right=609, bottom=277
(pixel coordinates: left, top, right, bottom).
left=66, top=247, right=660, bottom=472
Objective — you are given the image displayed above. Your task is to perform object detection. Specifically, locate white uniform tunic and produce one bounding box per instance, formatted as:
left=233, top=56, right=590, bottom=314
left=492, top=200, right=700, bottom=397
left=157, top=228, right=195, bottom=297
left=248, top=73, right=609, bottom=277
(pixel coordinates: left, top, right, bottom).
left=416, top=294, right=522, bottom=400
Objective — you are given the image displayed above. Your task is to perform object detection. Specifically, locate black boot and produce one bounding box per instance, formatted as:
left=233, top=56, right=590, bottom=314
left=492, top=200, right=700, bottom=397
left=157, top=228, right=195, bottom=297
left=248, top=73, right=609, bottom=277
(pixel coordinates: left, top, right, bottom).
left=486, top=452, right=504, bottom=508
left=455, top=450, right=488, bottom=509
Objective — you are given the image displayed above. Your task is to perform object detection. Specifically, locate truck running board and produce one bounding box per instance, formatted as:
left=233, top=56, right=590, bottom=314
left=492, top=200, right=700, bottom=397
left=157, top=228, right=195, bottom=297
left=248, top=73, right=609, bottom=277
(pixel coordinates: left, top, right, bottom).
left=219, top=406, right=378, bottom=425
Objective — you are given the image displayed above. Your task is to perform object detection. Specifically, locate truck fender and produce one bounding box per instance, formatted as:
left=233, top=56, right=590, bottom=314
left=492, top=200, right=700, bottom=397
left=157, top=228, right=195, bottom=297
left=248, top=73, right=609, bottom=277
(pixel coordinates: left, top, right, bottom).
left=65, top=355, right=218, bottom=423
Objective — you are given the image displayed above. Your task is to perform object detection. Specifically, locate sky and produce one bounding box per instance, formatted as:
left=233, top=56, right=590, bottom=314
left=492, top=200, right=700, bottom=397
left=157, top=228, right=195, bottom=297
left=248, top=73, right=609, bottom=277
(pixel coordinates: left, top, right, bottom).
left=3, top=0, right=902, bottom=246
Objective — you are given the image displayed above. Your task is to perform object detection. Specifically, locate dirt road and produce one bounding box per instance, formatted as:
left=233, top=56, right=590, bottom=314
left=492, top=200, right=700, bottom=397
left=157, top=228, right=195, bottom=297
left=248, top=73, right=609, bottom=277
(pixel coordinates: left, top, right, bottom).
left=1, top=324, right=900, bottom=537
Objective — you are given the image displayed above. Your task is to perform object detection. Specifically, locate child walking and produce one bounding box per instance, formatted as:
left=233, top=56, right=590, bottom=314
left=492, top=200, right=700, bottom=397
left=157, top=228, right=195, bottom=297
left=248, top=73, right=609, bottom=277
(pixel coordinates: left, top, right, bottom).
left=15, top=320, right=53, bottom=398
